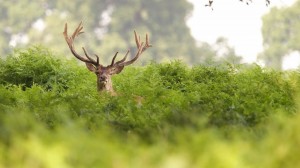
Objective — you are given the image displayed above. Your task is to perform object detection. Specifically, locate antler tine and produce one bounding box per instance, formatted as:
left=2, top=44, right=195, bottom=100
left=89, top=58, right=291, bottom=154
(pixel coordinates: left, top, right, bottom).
left=110, top=52, right=119, bottom=66
left=143, top=34, right=152, bottom=51
left=63, top=21, right=99, bottom=66
left=146, top=34, right=149, bottom=45
left=82, top=47, right=97, bottom=63
left=72, top=21, right=84, bottom=39
left=115, top=50, right=130, bottom=65
left=146, top=34, right=152, bottom=47
left=117, top=30, right=151, bottom=67
left=64, top=23, right=68, bottom=39
left=63, top=23, right=72, bottom=45
left=118, top=43, right=144, bottom=67
left=94, top=54, right=99, bottom=65
left=134, top=30, right=141, bottom=48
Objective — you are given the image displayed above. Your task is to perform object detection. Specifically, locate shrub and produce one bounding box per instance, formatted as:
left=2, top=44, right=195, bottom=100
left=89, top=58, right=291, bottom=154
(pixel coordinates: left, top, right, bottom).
left=0, top=47, right=299, bottom=167
left=0, top=46, right=90, bottom=91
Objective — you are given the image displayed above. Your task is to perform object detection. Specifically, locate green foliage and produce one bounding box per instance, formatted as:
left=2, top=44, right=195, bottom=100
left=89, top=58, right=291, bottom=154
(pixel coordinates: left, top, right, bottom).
left=0, top=47, right=299, bottom=167
left=0, top=46, right=91, bottom=91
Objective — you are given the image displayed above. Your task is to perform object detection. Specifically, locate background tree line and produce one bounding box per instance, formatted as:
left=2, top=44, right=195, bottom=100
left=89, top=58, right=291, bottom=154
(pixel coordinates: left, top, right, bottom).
left=259, top=0, right=300, bottom=69
left=0, top=0, right=242, bottom=65
left=1, top=0, right=299, bottom=69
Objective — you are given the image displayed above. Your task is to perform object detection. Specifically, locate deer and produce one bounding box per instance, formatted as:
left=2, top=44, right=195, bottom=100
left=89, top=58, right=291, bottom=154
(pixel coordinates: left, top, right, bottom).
left=63, top=22, right=151, bottom=95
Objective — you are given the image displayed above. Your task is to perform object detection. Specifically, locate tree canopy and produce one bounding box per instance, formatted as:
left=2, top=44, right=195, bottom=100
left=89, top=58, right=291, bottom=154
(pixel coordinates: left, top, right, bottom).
left=0, top=0, right=241, bottom=65
left=259, top=0, right=300, bottom=69
left=205, top=0, right=271, bottom=7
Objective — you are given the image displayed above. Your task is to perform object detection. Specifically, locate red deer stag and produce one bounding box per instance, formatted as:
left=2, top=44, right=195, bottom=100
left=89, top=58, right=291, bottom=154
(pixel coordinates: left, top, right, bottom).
left=63, top=22, right=151, bottom=94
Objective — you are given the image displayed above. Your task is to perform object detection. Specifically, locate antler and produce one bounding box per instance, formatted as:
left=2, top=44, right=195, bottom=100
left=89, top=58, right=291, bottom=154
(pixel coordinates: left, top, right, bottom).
left=63, top=21, right=99, bottom=66
left=115, top=31, right=152, bottom=67
left=64, top=21, right=151, bottom=73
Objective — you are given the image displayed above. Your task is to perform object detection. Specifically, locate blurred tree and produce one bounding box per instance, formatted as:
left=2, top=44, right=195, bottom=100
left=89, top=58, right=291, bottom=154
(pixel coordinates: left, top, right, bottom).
left=105, top=0, right=206, bottom=64
left=205, top=0, right=271, bottom=7
left=214, top=37, right=243, bottom=64
left=27, top=0, right=110, bottom=60
left=195, top=37, right=243, bottom=65
left=259, top=1, right=300, bottom=69
left=0, top=0, right=46, bottom=55
left=0, top=0, right=229, bottom=65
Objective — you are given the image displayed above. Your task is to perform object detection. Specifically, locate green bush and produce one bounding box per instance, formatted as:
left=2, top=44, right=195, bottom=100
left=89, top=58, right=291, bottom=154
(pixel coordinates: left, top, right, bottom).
left=0, top=46, right=91, bottom=91
left=0, top=47, right=299, bottom=167
left=0, top=49, right=296, bottom=133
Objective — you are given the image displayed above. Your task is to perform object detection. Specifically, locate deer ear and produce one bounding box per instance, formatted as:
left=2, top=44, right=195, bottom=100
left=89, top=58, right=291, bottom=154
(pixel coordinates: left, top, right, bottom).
left=85, top=63, right=97, bottom=72
left=115, top=66, right=125, bottom=74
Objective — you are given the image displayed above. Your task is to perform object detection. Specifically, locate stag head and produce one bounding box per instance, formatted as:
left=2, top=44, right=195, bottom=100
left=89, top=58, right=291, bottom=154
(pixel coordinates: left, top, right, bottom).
left=63, top=22, right=151, bottom=94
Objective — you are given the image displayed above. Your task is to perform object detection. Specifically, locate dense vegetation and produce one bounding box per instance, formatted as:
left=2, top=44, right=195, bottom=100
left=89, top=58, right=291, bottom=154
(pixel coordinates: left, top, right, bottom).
left=0, top=47, right=299, bottom=167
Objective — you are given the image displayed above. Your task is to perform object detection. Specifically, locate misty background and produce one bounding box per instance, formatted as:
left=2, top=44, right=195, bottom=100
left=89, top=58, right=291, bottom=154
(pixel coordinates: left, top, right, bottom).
left=0, top=0, right=299, bottom=69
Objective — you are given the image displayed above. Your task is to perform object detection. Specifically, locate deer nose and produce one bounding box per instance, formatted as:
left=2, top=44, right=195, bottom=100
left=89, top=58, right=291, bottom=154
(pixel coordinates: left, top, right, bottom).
left=99, top=76, right=106, bottom=81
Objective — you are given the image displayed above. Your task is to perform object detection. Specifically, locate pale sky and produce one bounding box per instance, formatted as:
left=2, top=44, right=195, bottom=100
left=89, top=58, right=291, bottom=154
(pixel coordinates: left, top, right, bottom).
left=187, top=0, right=298, bottom=69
